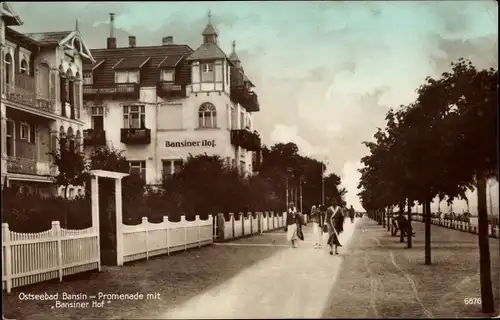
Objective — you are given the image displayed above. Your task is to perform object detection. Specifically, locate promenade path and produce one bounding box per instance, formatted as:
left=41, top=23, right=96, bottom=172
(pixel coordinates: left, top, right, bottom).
left=3, top=219, right=359, bottom=319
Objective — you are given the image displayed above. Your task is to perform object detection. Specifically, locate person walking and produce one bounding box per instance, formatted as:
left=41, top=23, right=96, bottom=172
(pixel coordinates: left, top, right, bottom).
left=326, top=201, right=345, bottom=255
left=310, top=204, right=322, bottom=249
left=285, top=202, right=299, bottom=248
left=349, top=205, right=355, bottom=224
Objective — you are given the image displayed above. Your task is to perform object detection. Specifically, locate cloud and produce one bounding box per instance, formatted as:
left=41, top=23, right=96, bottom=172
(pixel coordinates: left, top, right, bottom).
left=269, top=124, right=328, bottom=157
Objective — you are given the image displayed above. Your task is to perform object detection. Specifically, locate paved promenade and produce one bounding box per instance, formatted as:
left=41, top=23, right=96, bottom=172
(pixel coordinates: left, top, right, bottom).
left=3, top=219, right=359, bottom=319
left=3, top=216, right=498, bottom=319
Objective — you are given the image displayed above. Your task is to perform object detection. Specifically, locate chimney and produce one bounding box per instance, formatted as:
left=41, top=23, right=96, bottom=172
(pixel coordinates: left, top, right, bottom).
left=106, top=13, right=117, bottom=49
left=128, top=36, right=136, bottom=48
left=162, top=36, right=173, bottom=45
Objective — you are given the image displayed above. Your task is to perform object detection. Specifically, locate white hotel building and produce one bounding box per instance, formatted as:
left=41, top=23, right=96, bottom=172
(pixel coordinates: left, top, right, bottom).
left=81, top=13, right=261, bottom=185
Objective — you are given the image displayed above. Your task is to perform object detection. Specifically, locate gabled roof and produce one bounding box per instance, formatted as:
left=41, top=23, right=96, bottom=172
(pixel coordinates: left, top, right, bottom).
left=1, top=3, right=22, bottom=26
left=158, top=55, right=183, bottom=68
left=83, top=44, right=193, bottom=88
left=113, top=56, right=151, bottom=70
left=25, top=29, right=95, bottom=63
left=187, top=42, right=233, bottom=65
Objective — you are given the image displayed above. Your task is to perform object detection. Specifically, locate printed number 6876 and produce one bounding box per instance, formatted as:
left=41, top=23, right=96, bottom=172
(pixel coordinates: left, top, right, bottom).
left=464, top=297, right=481, bottom=305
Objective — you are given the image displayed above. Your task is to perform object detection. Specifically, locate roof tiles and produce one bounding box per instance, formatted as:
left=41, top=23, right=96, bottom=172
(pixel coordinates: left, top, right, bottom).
left=86, top=45, right=193, bottom=88
left=158, top=55, right=183, bottom=68
left=113, top=56, right=151, bottom=70
left=25, top=31, right=72, bottom=44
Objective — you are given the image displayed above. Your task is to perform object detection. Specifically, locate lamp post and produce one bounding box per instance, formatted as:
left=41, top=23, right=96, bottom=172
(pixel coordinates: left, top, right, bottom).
left=299, top=176, right=303, bottom=214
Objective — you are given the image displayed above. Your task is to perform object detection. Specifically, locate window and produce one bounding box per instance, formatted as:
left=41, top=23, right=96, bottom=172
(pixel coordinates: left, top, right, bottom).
left=162, top=159, right=183, bottom=177
left=201, top=62, right=214, bottom=82
left=240, top=112, right=245, bottom=129
left=115, top=71, right=139, bottom=84
left=231, top=106, right=237, bottom=129
left=20, top=59, right=28, bottom=74
left=4, top=53, right=12, bottom=85
left=6, top=120, right=14, bottom=157
left=225, top=66, right=229, bottom=84
left=91, top=106, right=104, bottom=131
left=129, top=161, right=146, bottom=181
left=123, top=105, right=145, bottom=129
left=83, top=72, right=93, bottom=85
left=20, top=123, right=30, bottom=141
left=198, top=103, right=217, bottom=128
left=36, top=63, right=50, bottom=100
left=161, top=70, right=174, bottom=82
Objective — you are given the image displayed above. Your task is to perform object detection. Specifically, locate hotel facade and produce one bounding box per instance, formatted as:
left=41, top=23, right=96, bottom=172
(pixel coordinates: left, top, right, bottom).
left=82, top=13, right=261, bottom=185
left=0, top=3, right=94, bottom=197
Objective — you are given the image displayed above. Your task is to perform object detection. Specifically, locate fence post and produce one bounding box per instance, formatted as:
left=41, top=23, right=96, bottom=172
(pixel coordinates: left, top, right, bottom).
left=181, top=215, right=187, bottom=251
left=142, top=217, right=149, bottom=260
left=54, top=221, right=63, bottom=282
left=196, top=215, right=201, bottom=248
left=240, top=213, right=244, bottom=236
left=164, top=216, right=170, bottom=256
left=249, top=212, right=253, bottom=234
left=3, top=223, right=12, bottom=293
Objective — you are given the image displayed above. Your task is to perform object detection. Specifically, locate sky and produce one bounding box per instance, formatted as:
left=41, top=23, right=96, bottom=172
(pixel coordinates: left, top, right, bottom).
left=9, top=1, right=498, bottom=213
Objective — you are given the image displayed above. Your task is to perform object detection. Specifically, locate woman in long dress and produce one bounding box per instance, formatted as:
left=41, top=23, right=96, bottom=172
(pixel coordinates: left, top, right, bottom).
left=285, top=202, right=299, bottom=248
left=326, top=203, right=344, bottom=255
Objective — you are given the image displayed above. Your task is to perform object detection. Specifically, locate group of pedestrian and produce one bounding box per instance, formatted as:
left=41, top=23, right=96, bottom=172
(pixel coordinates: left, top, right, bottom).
left=285, top=200, right=357, bottom=256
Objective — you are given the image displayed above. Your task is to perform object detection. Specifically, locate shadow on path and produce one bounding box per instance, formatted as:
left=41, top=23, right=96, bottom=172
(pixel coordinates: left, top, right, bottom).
left=3, top=240, right=286, bottom=319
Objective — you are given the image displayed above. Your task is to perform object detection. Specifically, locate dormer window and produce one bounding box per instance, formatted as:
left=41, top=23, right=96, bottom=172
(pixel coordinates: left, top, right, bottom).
left=20, top=60, right=28, bottom=74
left=161, top=69, right=174, bottom=82
left=115, top=71, right=138, bottom=84
left=83, top=72, right=93, bottom=85
left=201, top=62, right=214, bottom=82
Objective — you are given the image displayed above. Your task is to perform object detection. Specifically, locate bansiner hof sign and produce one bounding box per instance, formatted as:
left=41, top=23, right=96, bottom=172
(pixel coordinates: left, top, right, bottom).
left=165, top=139, right=216, bottom=148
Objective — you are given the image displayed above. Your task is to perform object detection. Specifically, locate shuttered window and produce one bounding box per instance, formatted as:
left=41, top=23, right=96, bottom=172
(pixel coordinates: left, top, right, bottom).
left=74, top=81, right=81, bottom=119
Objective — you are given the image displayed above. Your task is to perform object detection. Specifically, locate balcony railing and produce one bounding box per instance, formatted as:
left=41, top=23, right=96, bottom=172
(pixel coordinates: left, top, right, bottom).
left=4, top=73, right=56, bottom=114
left=230, top=85, right=260, bottom=112
left=120, top=128, right=151, bottom=145
left=83, top=83, right=140, bottom=99
left=83, top=129, right=107, bottom=146
left=156, top=82, right=186, bottom=98
left=6, top=157, right=55, bottom=176
left=230, top=129, right=261, bottom=152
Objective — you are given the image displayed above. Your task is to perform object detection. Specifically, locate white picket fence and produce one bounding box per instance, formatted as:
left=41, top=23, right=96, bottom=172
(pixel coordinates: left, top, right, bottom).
left=121, top=215, right=214, bottom=264
left=2, top=221, right=99, bottom=293
left=221, top=211, right=287, bottom=240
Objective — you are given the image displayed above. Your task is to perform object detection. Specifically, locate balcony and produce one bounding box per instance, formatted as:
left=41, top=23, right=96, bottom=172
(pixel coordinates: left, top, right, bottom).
left=230, top=129, right=261, bottom=152
left=3, top=73, right=56, bottom=114
left=120, top=128, right=151, bottom=145
left=156, top=82, right=186, bottom=98
left=83, top=83, right=140, bottom=100
left=6, top=157, right=55, bottom=176
left=83, top=129, right=106, bottom=146
left=230, top=85, right=260, bottom=112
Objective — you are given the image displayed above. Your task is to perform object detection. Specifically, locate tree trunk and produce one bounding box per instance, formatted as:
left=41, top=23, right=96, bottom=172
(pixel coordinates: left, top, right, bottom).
left=477, top=174, right=495, bottom=313
left=64, top=184, right=69, bottom=228
left=399, top=201, right=405, bottom=243
left=407, top=200, right=412, bottom=249
left=378, top=210, right=382, bottom=225
left=387, top=207, right=391, bottom=232
left=382, top=208, right=386, bottom=228
left=424, top=198, right=431, bottom=265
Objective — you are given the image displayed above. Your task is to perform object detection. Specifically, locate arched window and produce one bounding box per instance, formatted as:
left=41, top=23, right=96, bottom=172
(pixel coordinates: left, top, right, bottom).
left=20, top=59, right=28, bottom=74
left=4, top=53, right=12, bottom=85
left=198, top=103, right=217, bottom=128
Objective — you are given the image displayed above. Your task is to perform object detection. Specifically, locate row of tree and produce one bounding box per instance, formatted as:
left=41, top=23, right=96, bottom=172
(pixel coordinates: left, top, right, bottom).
left=357, top=58, right=497, bottom=313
